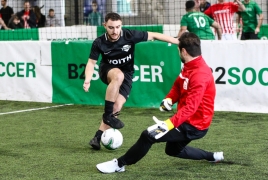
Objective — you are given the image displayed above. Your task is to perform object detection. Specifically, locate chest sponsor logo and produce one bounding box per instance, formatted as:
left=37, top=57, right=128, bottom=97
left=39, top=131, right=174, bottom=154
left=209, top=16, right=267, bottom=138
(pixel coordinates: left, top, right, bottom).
left=121, top=45, right=131, bottom=52
left=108, top=54, right=132, bottom=65
left=104, top=51, right=111, bottom=55
left=214, top=9, right=229, bottom=14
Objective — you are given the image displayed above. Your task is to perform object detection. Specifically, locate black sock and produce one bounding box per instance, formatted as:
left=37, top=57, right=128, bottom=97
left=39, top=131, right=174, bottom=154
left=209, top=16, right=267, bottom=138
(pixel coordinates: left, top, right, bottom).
left=207, top=152, right=215, bottom=161
left=117, top=157, right=126, bottom=168
left=104, top=100, right=114, bottom=115
left=95, top=130, right=103, bottom=141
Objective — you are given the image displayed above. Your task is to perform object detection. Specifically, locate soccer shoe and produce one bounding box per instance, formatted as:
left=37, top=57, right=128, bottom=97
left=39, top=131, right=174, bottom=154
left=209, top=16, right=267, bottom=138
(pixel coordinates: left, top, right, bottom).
left=89, top=137, right=101, bottom=150
left=102, top=112, right=124, bottom=129
left=210, top=152, right=224, bottom=162
left=96, top=158, right=125, bottom=174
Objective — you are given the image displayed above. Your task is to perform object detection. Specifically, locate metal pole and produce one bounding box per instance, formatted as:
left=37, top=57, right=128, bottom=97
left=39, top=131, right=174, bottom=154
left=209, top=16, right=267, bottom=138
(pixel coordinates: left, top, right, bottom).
left=75, top=0, right=79, bottom=25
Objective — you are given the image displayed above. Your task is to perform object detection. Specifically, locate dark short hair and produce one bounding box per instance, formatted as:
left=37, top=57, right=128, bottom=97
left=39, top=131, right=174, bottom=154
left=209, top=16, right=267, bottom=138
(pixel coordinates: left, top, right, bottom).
left=105, top=12, right=121, bottom=22
left=178, top=32, right=201, bottom=57
left=49, top=9, right=54, bottom=12
left=185, top=0, right=195, bottom=11
left=92, top=0, right=97, bottom=4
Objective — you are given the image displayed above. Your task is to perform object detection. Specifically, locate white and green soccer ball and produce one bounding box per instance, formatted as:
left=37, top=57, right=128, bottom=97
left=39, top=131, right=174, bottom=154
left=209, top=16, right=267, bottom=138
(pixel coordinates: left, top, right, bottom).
left=101, top=128, right=123, bottom=150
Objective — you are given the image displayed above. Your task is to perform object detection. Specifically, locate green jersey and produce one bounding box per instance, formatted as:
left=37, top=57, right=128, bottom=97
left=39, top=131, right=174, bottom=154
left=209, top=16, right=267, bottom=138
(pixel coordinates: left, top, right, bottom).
left=238, top=0, right=262, bottom=32
left=180, top=11, right=215, bottom=40
left=88, top=12, right=102, bottom=26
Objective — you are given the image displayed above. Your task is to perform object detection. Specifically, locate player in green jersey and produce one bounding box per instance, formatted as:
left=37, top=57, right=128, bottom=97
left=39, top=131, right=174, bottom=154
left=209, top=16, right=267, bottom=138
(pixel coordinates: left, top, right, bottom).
left=178, top=0, right=222, bottom=40
left=236, top=0, right=263, bottom=40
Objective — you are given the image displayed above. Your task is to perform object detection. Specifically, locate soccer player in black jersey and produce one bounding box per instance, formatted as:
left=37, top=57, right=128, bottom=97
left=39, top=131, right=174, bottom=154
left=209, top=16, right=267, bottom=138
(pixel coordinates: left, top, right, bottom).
left=83, top=12, right=179, bottom=150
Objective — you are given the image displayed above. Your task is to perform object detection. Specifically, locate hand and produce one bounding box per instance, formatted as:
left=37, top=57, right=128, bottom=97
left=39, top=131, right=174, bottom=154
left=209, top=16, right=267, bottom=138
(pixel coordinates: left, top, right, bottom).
left=255, top=27, right=260, bottom=34
left=147, top=116, right=174, bottom=139
left=83, top=81, right=90, bottom=92
left=159, top=98, right=172, bottom=111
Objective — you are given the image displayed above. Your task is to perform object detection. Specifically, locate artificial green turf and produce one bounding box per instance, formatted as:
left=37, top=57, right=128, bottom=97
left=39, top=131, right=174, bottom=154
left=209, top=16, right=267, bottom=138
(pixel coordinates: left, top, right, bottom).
left=0, top=101, right=268, bottom=180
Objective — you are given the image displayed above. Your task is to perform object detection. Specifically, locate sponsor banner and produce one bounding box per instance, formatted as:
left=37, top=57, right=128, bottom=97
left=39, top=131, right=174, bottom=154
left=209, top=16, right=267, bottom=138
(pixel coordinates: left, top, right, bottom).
left=201, top=40, right=268, bottom=113
left=51, top=40, right=181, bottom=107
left=0, top=41, right=52, bottom=102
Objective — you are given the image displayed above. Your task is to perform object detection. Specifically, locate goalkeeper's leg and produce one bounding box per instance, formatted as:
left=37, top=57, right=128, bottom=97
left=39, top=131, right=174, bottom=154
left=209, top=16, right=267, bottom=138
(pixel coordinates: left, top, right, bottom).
left=165, top=143, right=215, bottom=161
left=117, top=126, right=190, bottom=166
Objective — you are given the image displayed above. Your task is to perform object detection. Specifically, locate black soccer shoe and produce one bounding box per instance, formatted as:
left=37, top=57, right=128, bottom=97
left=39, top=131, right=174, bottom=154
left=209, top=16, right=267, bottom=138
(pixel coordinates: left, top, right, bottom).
left=103, top=112, right=124, bottom=129
left=89, top=137, right=101, bottom=150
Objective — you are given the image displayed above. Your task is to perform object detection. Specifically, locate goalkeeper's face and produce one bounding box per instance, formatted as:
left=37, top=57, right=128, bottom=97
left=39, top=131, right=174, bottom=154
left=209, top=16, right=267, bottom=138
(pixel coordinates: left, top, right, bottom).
left=104, top=20, right=122, bottom=42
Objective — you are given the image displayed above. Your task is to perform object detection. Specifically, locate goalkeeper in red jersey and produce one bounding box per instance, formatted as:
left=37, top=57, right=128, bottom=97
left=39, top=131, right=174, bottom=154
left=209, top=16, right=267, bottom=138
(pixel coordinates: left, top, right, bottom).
left=96, top=32, right=224, bottom=174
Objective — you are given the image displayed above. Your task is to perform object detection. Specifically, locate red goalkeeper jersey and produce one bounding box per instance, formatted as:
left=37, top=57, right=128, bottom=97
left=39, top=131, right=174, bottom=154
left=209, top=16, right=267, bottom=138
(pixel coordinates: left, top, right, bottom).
left=166, top=56, right=216, bottom=130
left=204, top=2, right=239, bottom=34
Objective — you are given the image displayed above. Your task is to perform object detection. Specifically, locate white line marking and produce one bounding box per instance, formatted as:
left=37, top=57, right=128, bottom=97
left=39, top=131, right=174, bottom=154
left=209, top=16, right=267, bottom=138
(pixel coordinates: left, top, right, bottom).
left=0, top=104, right=73, bottom=115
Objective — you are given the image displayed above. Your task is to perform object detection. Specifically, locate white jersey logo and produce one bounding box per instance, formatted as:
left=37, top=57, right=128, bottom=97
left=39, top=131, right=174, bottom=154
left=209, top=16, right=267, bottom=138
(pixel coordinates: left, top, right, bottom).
left=179, top=73, right=189, bottom=90
left=104, top=51, right=111, bottom=55
left=121, top=45, right=131, bottom=52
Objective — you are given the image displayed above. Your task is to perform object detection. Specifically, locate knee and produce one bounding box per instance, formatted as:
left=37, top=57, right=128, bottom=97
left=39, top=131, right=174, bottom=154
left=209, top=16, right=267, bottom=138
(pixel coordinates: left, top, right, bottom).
left=165, top=147, right=177, bottom=157
left=165, top=144, right=184, bottom=157
left=110, top=70, right=124, bottom=83
left=140, top=130, right=155, bottom=143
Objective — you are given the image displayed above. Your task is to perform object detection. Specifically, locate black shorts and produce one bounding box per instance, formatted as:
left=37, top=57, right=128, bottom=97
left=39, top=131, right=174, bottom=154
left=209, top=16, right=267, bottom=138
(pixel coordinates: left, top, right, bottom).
left=241, top=32, right=259, bottom=40
left=99, top=63, right=133, bottom=100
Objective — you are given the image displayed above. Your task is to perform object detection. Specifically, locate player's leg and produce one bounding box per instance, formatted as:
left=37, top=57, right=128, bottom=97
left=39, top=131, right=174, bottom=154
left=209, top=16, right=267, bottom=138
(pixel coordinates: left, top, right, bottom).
left=89, top=65, right=124, bottom=150
left=249, top=32, right=259, bottom=40
left=240, top=32, right=246, bottom=40
left=165, top=123, right=223, bottom=162
left=89, top=69, right=132, bottom=150
left=89, top=94, right=126, bottom=150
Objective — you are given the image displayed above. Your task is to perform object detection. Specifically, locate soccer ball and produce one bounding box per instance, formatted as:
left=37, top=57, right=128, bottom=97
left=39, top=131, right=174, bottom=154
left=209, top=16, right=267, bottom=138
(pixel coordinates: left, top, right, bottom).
left=101, top=128, right=123, bottom=150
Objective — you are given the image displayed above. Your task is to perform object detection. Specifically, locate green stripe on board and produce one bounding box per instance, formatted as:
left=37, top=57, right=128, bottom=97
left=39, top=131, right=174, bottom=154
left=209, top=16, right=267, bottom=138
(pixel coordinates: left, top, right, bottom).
left=0, top=28, right=39, bottom=41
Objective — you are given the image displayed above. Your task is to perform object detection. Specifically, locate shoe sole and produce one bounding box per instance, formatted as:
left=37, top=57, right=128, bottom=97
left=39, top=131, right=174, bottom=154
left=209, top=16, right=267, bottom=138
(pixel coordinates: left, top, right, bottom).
left=96, top=166, right=125, bottom=173
left=103, top=120, right=125, bottom=129
left=89, top=141, right=101, bottom=150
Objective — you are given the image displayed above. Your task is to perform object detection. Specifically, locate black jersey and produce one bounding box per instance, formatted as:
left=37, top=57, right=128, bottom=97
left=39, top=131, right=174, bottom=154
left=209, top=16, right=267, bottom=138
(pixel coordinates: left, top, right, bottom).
left=0, top=6, right=14, bottom=25
left=89, top=29, right=148, bottom=72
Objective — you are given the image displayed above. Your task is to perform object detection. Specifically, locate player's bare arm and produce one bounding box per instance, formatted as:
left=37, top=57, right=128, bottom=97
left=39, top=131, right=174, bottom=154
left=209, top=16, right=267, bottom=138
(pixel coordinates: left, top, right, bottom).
left=212, top=22, right=222, bottom=40
left=147, top=32, right=179, bottom=44
left=255, top=14, right=264, bottom=34
left=177, top=26, right=187, bottom=38
left=234, top=0, right=246, bottom=12
left=83, top=58, right=97, bottom=92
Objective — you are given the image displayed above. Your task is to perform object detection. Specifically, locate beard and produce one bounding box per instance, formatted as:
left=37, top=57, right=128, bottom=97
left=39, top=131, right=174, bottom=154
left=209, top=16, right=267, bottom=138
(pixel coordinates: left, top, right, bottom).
left=107, top=33, right=120, bottom=41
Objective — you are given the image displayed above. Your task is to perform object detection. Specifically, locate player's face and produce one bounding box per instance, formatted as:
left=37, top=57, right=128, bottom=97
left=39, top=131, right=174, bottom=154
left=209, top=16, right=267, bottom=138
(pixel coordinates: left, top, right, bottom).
left=104, top=20, right=122, bottom=41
